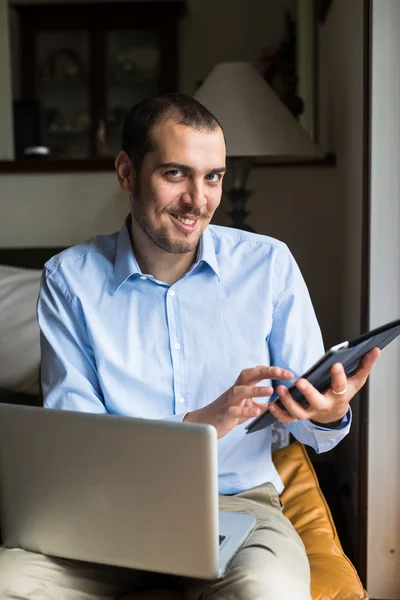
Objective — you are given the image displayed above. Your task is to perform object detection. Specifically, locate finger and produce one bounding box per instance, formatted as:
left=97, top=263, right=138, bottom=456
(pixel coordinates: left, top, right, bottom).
left=348, top=347, right=380, bottom=388
left=237, top=408, right=268, bottom=425
left=236, top=366, right=294, bottom=386
left=294, top=378, right=327, bottom=412
left=268, top=399, right=297, bottom=425
left=274, top=385, right=311, bottom=421
left=243, top=398, right=271, bottom=411
left=329, top=362, right=348, bottom=395
left=232, top=385, right=273, bottom=404
left=241, top=397, right=268, bottom=409
left=227, top=402, right=267, bottom=420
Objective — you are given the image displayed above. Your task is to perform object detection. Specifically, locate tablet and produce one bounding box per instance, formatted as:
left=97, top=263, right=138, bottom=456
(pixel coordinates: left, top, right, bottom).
left=245, top=317, right=400, bottom=434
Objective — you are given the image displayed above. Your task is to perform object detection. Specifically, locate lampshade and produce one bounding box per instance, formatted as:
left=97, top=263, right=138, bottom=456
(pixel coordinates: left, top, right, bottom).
left=194, top=61, right=323, bottom=160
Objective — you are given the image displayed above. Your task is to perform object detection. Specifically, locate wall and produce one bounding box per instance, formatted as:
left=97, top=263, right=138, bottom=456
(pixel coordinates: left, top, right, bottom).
left=179, top=0, right=297, bottom=95
left=242, top=166, right=341, bottom=349
left=367, top=2, right=400, bottom=596
left=0, top=172, right=129, bottom=246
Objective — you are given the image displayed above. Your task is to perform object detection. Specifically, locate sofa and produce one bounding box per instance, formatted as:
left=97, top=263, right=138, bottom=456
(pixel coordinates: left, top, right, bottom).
left=0, top=250, right=368, bottom=600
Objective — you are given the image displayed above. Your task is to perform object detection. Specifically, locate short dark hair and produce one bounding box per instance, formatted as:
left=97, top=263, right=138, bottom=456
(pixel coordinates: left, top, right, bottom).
left=121, top=93, right=223, bottom=172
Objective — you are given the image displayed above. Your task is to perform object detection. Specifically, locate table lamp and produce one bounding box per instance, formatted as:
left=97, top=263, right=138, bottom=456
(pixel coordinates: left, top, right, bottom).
left=194, top=61, right=323, bottom=230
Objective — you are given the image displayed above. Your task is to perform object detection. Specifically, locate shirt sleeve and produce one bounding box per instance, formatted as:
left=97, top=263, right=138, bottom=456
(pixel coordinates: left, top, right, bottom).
left=38, top=267, right=187, bottom=424
left=38, top=268, right=107, bottom=413
left=268, top=245, right=351, bottom=454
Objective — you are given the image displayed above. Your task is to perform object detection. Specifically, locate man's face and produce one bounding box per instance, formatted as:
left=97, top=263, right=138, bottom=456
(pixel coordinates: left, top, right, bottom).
left=130, top=120, right=226, bottom=255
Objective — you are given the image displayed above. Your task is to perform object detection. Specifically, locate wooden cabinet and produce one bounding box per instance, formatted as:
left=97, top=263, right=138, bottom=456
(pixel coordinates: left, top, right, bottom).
left=14, top=2, right=185, bottom=168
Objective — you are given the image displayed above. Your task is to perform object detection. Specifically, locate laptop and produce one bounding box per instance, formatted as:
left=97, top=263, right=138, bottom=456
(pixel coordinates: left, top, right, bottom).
left=0, top=404, right=256, bottom=579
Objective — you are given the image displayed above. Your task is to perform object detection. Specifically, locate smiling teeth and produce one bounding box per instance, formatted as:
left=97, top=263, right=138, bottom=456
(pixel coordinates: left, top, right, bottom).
left=176, top=216, right=196, bottom=225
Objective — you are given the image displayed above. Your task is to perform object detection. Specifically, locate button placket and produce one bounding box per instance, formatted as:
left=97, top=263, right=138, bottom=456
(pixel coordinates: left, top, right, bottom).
left=166, top=287, right=187, bottom=412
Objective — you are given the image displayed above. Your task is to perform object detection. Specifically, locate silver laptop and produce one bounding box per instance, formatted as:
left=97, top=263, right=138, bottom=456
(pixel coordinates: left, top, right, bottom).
left=0, top=403, right=256, bottom=579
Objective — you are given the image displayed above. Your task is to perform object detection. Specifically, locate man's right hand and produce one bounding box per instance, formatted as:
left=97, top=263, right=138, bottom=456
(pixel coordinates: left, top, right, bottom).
left=183, top=366, right=294, bottom=438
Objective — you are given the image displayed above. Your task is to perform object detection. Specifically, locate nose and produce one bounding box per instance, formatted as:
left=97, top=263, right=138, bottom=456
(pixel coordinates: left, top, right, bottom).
left=181, top=179, right=207, bottom=209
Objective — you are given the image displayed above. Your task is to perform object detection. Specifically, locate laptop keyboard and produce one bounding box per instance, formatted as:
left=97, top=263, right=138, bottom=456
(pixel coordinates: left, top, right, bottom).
left=219, top=535, right=226, bottom=546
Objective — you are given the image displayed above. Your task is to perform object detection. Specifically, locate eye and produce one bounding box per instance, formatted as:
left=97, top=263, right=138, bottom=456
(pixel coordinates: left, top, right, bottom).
left=166, top=169, right=184, bottom=178
left=205, top=172, right=222, bottom=182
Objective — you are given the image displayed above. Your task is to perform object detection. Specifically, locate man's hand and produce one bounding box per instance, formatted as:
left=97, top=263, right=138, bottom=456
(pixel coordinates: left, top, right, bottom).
left=183, top=366, right=294, bottom=438
left=269, top=347, right=381, bottom=426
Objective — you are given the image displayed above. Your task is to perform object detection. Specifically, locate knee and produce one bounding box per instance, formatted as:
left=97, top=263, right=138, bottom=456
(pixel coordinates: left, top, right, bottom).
left=225, top=565, right=311, bottom=600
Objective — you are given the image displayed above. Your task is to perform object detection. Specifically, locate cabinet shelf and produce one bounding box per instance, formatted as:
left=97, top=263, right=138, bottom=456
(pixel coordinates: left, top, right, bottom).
left=0, top=158, right=115, bottom=173
left=38, top=79, right=88, bottom=88
left=46, top=130, right=89, bottom=136
left=108, top=78, right=158, bottom=86
left=14, top=1, right=186, bottom=163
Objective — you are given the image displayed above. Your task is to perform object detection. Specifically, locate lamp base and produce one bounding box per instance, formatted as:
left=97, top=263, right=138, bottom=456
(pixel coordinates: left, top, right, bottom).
left=225, top=157, right=255, bottom=231
left=225, top=187, right=255, bottom=232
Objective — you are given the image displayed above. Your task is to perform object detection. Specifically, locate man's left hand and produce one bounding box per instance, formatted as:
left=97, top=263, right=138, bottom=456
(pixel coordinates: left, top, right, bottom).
left=269, top=347, right=381, bottom=426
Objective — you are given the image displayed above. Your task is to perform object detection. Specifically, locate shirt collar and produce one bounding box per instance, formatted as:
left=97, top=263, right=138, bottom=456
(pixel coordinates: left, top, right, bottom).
left=114, top=215, right=220, bottom=292
left=197, top=226, right=220, bottom=280
left=114, top=215, right=142, bottom=292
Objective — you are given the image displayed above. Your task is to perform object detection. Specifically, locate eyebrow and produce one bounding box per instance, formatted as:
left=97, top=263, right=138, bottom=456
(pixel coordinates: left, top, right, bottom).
left=157, top=162, right=226, bottom=174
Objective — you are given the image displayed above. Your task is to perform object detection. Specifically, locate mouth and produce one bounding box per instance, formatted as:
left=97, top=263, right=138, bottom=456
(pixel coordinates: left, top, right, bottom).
left=169, top=213, right=201, bottom=233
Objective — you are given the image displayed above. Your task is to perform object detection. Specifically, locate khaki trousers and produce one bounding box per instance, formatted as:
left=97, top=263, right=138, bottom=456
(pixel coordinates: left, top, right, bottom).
left=0, top=483, right=311, bottom=600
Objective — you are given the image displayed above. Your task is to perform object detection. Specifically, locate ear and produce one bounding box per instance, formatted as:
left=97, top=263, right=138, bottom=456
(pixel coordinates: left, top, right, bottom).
left=115, top=151, right=136, bottom=194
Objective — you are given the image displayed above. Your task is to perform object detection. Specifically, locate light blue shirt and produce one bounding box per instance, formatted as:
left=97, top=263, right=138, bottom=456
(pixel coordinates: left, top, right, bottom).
left=38, top=217, right=351, bottom=495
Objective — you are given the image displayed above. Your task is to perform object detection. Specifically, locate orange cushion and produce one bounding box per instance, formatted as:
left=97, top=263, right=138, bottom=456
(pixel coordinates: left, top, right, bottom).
left=276, top=442, right=368, bottom=600
left=121, top=442, right=368, bottom=600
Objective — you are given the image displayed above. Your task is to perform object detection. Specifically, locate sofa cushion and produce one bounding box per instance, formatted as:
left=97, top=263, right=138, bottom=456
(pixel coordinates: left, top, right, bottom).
left=276, top=442, right=368, bottom=600
left=0, top=265, right=42, bottom=394
left=121, top=442, right=368, bottom=600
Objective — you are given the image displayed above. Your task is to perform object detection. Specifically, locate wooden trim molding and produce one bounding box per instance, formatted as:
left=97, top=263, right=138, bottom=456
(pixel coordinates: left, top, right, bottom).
left=357, top=0, right=372, bottom=586
left=253, top=153, right=336, bottom=168
left=0, top=158, right=115, bottom=174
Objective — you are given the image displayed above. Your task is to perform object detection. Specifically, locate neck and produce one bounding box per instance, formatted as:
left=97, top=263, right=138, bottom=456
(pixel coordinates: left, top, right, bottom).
left=130, top=218, right=198, bottom=286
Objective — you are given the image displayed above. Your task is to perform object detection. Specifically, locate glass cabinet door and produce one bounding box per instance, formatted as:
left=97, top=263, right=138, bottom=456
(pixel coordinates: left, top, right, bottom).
left=12, top=1, right=184, bottom=167
left=36, top=30, right=90, bottom=159
left=105, top=30, right=160, bottom=158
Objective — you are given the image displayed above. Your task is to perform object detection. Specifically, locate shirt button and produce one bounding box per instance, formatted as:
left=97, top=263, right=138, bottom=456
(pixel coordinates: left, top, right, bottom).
left=169, top=289, right=176, bottom=297
left=177, top=395, right=185, bottom=403
left=140, top=275, right=147, bottom=280
left=174, top=342, right=181, bottom=350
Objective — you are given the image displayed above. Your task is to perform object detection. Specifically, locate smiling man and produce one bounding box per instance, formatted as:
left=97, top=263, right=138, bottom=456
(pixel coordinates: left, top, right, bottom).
left=0, top=94, right=379, bottom=600
left=117, top=110, right=225, bottom=286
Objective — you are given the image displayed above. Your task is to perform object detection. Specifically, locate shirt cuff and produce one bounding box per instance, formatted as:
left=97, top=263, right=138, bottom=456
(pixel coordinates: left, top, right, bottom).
left=307, top=407, right=352, bottom=453
left=166, top=412, right=189, bottom=424
left=310, top=407, right=352, bottom=431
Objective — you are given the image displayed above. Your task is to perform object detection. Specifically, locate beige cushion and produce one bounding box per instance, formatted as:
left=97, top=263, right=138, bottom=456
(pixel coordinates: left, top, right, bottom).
left=0, top=265, right=42, bottom=394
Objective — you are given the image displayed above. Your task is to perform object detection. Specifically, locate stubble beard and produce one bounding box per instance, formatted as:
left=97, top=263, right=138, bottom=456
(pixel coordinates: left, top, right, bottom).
left=132, top=197, right=209, bottom=255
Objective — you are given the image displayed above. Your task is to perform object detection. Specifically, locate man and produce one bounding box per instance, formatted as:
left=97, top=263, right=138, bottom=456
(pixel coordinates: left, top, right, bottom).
left=0, top=93, right=379, bottom=600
